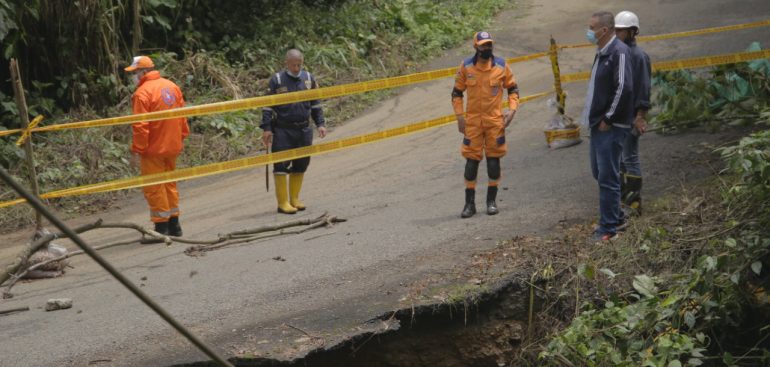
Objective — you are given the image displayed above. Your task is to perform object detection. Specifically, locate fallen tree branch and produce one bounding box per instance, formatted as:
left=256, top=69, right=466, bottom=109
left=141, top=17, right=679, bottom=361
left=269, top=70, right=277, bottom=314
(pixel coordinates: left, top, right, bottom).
left=184, top=215, right=345, bottom=256
left=0, top=213, right=347, bottom=298
left=2, top=214, right=346, bottom=295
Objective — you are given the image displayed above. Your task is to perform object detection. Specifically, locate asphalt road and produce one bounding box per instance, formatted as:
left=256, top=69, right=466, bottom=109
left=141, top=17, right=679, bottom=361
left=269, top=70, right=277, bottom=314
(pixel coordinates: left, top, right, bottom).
left=1, top=0, right=769, bottom=365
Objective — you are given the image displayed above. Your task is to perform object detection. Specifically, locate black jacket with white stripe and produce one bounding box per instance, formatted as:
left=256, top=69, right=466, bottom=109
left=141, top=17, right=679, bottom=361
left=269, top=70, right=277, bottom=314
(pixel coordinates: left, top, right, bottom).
left=585, top=37, right=635, bottom=128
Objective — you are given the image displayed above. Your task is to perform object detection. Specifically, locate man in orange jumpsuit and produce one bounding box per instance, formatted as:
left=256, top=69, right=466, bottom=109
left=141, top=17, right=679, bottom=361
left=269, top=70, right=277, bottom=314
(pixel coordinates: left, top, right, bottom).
left=125, top=56, right=189, bottom=239
left=452, top=31, right=519, bottom=218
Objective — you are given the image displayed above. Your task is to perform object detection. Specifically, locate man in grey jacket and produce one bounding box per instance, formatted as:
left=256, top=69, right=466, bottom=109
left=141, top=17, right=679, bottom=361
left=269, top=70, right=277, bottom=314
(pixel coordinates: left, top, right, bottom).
left=581, top=11, right=635, bottom=242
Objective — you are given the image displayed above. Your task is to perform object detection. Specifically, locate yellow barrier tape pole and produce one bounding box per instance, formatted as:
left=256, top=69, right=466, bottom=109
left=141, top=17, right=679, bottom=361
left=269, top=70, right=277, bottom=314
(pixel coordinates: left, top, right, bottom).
left=15, top=115, right=44, bottom=146
left=0, top=53, right=547, bottom=137
left=548, top=37, right=567, bottom=114
left=559, top=19, right=770, bottom=49
left=0, top=91, right=553, bottom=209
left=560, top=49, right=770, bottom=83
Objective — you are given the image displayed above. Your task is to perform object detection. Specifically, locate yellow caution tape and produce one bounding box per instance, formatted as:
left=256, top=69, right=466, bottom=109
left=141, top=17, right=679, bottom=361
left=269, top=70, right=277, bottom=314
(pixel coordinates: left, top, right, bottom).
left=560, top=49, right=770, bottom=83
left=0, top=53, right=547, bottom=138
left=560, top=71, right=591, bottom=84
left=639, top=19, right=770, bottom=42
left=0, top=91, right=553, bottom=209
left=559, top=19, right=770, bottom=49
left=0, top=20, right=765, bottom=138
left=652, top=49, right=770, bottom=72
left=0, top=128, right=21, bottom=137
left=14, top=115, right=44, bottom=146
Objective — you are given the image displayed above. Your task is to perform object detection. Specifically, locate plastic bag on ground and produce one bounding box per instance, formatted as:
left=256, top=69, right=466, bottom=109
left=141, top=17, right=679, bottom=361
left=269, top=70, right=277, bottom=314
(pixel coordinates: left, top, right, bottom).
left=544, top=98, right=582, bottom=149
left=23, top=229, right=70, bottom=279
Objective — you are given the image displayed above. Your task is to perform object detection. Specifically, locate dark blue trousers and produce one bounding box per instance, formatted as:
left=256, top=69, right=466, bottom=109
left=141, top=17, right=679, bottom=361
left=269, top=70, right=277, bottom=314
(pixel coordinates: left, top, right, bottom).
left=590, top=125, right=629, bottom=235
left=272, top=126, right=313, bottom=174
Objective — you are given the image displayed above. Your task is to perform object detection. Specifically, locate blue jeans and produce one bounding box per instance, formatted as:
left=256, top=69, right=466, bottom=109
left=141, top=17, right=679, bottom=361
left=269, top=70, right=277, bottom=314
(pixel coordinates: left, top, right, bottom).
left=621, top=130, right=641, bottom=176
left=590, top=125, right=628, bottom=234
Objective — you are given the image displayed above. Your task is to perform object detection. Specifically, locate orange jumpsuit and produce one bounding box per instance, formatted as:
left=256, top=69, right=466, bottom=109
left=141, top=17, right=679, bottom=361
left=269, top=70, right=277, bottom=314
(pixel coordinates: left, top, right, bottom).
left=131, top=71, right=189, bottom=223
left=452, top=55, right=519, bottom=162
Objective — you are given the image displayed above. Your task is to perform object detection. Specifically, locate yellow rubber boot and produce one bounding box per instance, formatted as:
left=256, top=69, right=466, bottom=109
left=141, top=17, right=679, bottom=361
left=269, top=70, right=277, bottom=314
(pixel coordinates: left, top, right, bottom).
left=274, top=174, right=297, bottom=214
left=289, top=173, right=306, bottom=211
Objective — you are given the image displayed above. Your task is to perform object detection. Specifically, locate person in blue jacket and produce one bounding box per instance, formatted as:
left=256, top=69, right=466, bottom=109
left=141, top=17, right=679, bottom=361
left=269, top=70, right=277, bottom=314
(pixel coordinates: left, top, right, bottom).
left=261, top=49, right=327, bottom=214
left=581, top=11, right=635, bottom=242
left=615, top=10, right=652, bottom=216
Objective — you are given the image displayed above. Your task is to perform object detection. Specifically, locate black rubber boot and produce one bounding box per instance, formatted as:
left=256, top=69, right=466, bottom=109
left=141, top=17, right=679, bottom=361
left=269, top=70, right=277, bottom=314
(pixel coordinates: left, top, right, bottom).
left=141, top=221, right=169, bottom=244
left=461, top=189, right=476, bottom=218
left=486, top=186, right=499, bottom=215
left=622, top=175, right=643, bottom=216
left=168, top=216, right=183, bottom=237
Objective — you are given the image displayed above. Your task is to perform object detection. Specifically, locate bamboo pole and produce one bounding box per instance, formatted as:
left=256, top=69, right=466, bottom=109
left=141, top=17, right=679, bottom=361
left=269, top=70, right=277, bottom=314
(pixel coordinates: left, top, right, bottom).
left=9, top=58, right=42, bottom=230
left=132, top=0, right=143, bottom=55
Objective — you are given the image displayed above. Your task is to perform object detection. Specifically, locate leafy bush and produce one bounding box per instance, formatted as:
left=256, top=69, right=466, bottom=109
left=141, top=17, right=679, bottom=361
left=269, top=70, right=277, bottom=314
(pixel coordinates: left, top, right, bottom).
left=652, top=43, right=770, bottom=133
left=719, top=129, right=770, bottom=199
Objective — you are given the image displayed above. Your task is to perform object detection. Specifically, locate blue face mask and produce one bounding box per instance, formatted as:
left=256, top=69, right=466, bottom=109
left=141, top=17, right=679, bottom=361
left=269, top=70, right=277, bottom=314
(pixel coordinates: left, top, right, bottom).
left=586, top=29, right=598, bottom=44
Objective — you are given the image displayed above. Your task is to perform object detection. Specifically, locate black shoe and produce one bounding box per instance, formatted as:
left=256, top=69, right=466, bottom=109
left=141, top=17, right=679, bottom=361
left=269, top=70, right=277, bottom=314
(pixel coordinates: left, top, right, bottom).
left=486, top=186, right=499, bottom=215
left=141, top=221, right=169, bottom=244
left=461, top=188, right=476, bottom=218
left=168, top=216, right=183, bottom=237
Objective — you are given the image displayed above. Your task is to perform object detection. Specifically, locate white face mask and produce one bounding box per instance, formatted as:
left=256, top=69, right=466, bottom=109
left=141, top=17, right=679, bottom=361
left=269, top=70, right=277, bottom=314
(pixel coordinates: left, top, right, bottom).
left=132, top=74, right=141, bottom=85
left=286, top=70, right=301, bottom=78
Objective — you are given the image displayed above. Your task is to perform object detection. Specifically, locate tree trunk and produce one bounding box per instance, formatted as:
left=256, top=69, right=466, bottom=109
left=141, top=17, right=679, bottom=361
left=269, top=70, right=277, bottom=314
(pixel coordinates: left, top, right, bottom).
left=132, top=0, right=143, bottom=55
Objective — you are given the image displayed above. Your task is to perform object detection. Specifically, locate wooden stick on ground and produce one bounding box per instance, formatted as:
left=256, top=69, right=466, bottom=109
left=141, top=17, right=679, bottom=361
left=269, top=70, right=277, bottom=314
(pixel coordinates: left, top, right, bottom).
left=0, top=306, right=30, bottom=315
left=184, top=215, right=345, bottom=256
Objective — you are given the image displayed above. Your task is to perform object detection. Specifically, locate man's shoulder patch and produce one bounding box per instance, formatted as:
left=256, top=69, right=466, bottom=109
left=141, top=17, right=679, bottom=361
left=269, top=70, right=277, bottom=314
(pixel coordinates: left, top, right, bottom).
left=493, top=56, right=506, bottom=68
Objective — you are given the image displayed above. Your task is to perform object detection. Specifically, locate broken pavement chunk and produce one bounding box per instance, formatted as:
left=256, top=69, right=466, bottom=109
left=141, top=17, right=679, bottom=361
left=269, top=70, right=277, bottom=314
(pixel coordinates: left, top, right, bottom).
left=45, top=298, right=73, bottom=311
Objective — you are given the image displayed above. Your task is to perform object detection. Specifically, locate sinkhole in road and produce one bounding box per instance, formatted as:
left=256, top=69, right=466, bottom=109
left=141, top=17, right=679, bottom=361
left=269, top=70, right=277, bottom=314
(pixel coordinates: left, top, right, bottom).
left=177, top=279, right=535, bottom=367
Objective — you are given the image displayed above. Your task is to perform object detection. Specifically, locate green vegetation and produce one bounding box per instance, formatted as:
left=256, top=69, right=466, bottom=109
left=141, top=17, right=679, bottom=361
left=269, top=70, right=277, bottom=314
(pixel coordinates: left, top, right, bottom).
left=651, top=42, right=770, bottom=133
left=0, top=0, right=508, bottom=229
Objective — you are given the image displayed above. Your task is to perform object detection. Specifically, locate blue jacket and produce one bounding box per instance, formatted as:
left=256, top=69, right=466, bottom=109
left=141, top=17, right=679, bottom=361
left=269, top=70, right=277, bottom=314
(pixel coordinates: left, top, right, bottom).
left=584, top=37, right=634, bottom=128
left=260, top=70, right=325, bottom=131
left=627, top=40, right=652, bottom=114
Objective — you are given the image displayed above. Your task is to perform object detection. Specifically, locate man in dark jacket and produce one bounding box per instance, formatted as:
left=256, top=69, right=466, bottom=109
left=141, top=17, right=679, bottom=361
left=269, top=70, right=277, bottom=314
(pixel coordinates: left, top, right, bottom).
left=581, top=11, right=635, bottom=242
left=261, top=49, right=327, bottom=214
left=615, top=10, right=651, bottom=216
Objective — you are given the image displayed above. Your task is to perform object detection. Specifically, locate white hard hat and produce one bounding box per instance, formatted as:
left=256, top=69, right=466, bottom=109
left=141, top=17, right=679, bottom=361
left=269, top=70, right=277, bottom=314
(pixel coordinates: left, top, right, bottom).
left=615, top=11, right=640, bottom=30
